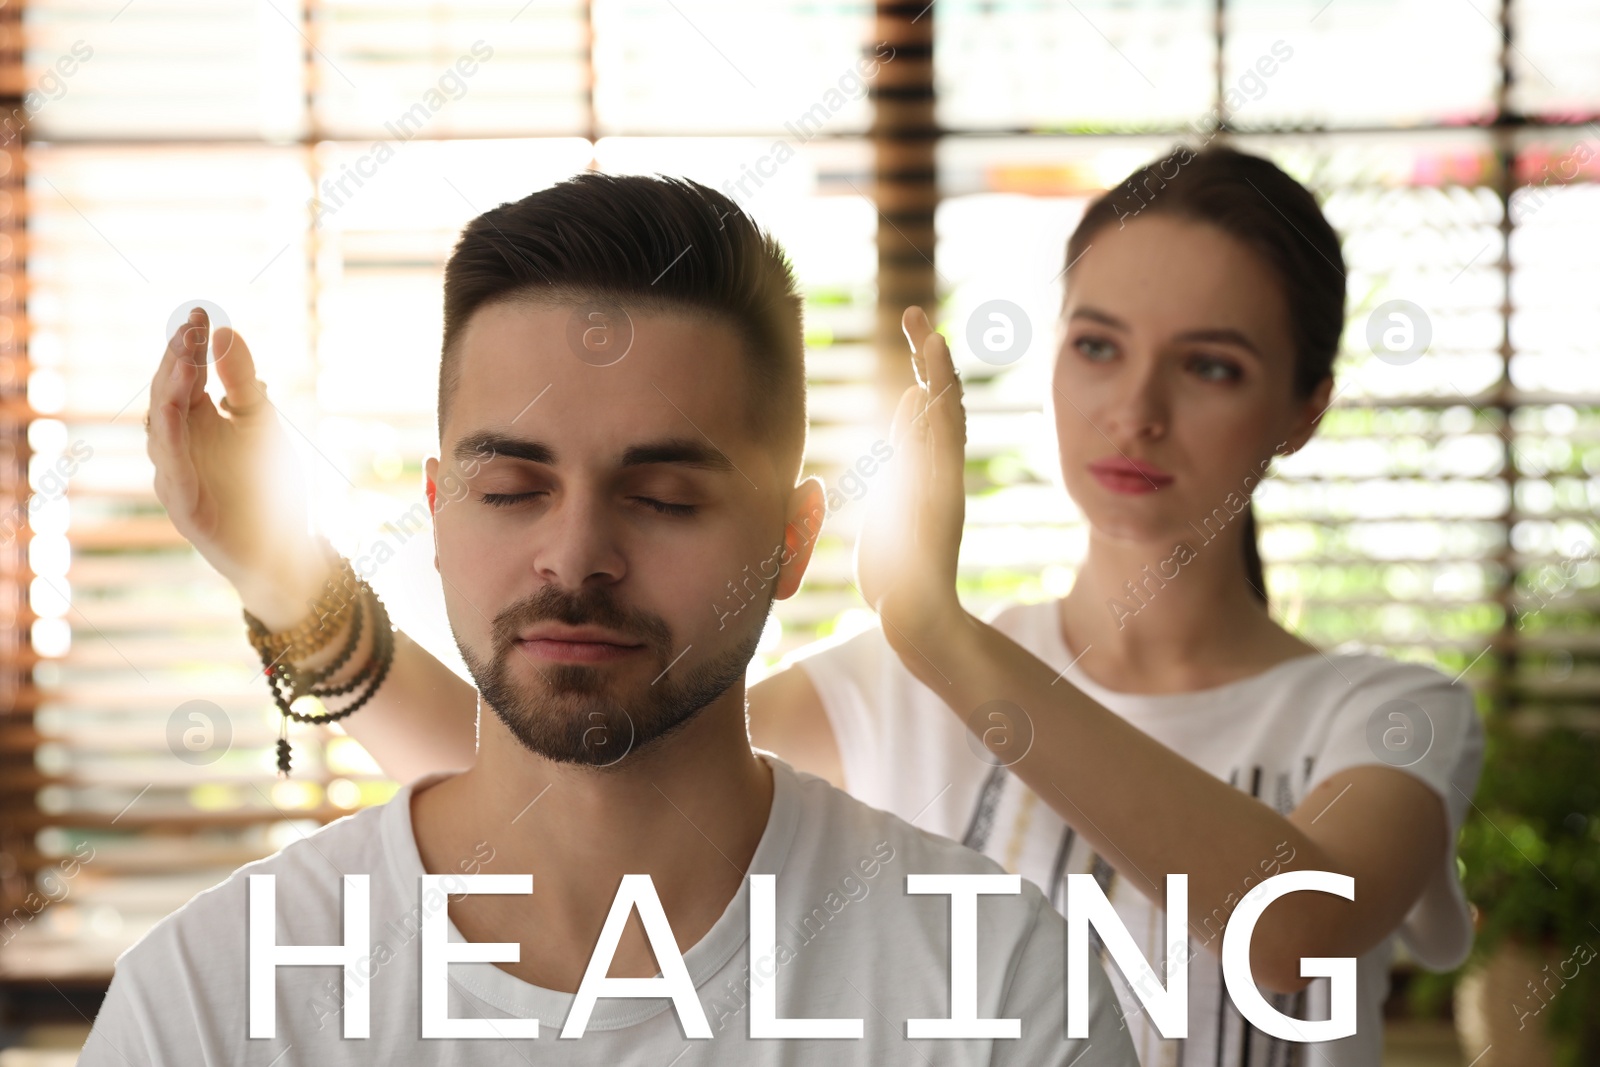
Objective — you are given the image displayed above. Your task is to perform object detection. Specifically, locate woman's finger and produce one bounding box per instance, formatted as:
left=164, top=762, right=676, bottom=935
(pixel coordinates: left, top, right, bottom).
left=918, top=319, right=959, bottom=417
left=901, top=305, right=932, bottom=387
left=152, top=314, right=191, bottom=399
left=888, top=382, right=922, bottom=450
left=147, top=318, right=197, bottom=505
left=149, top=355, right=197, bottom=478
left=916, top=330, right=954, bottom=473
left=147, top=307, right=209, bottom=413
left=884, top=384, right=925, bottom=535
left=152, top=395, right=201, bottom=521
left=183, top=308, right=210, bottom=408
left=212, top=326, right=266, bottom=417
left=915, top=334, right=947, bottom=511
left=926, top=330, right=967, bottom=448
left=149, top=318, right=223, bottom=525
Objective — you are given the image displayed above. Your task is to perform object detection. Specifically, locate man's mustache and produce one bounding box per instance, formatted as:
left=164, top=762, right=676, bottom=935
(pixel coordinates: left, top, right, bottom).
left=489, top=586, right=673, bottom=654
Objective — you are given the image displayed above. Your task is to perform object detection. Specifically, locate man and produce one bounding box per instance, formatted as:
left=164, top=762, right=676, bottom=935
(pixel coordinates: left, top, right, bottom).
left=86, top=173, right=1135, bottom=1064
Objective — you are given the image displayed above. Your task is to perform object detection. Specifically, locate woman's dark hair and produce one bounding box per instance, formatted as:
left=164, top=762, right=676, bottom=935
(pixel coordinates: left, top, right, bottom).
left=439, top=171, right=807, bottom=487
left=1062, top=143, right=1345, bottom=605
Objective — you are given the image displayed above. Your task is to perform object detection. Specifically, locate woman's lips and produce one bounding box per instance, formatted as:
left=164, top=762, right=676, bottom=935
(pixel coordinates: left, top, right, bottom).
left=1087, top=459, right=1174, bottom=495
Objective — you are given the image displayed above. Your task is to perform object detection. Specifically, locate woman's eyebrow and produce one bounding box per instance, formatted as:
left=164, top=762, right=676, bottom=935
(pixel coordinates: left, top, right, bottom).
left=1172, top=327, right=1265, bottom=360
left=1067, top=309, right=1265, bottom=361
left=1067, top=307, right=1128, bottom=330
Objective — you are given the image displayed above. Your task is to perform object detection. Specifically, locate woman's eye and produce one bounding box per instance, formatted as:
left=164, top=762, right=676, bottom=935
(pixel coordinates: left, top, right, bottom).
left=634, top=497, right=697, bottom=517
left=1188, top=355, right=1242, bottom=383
left=479, top=491, right=543, bottom=508
left=1074, top=336, right=1117, bottom=362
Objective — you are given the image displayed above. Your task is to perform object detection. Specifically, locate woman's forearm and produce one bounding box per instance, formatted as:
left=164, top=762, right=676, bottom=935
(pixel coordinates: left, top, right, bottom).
left=886, top=612, right=1353, bottom=985
left=338, top=627, right=479, bottom=781
left=238, top=559, right=480, bottom=783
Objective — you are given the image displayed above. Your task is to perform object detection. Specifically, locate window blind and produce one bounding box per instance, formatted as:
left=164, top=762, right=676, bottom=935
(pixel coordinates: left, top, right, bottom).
left=1, top=0, right=886, bottom=993
left=0, top=0, right=1594, bottom=1023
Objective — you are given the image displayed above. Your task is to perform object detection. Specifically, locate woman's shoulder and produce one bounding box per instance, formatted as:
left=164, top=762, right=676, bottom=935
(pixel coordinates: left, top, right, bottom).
left=976, top=597, right=1063, bottom=650
left=980, top=596, right=1050, bottom=627
left=1281, top=641, right=1474, bottom=702
left=1234, top=644, right=1478, bottom=741
left=778, top=613, right=893, bottom=677
left=1273, top=645, right=1484, bottom=775
left=781, top=597, right=1057, bottom=673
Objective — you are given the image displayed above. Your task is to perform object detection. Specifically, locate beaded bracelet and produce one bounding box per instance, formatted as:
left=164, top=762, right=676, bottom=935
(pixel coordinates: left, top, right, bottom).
left=243, top=553, right=361, bottom=663
left=243, top=559, right=396, bottom=777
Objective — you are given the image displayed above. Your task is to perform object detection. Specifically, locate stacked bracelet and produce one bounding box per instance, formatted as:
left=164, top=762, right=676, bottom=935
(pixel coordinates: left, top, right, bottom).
left=243, top=554, right=361, bottom=663
left=242, top=554, right=396, bottom=778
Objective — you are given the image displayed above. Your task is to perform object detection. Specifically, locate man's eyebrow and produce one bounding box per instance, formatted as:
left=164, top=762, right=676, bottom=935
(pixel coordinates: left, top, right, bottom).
left=450, top=432, right=735, bottom=473
left=619, top=437, right=735, bottom=473
left=453, top=432, right=554, bottom=466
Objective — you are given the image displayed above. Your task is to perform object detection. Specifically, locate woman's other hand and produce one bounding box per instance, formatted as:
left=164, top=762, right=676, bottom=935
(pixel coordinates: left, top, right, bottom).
left=146, top=307, right=331, bottom=629
left=854, top=306, right=969, bottom=654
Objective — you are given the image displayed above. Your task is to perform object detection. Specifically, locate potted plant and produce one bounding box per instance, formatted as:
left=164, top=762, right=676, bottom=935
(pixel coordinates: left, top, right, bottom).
left=1416, top=721, right=1600, bottom=1066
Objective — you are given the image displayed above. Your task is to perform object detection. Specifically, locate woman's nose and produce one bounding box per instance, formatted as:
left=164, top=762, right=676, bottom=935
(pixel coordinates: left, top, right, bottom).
left=1105, top=362, right=1169, bottom=443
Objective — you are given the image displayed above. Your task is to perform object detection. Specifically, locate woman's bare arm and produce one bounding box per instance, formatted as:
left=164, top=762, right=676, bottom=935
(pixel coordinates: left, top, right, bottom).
left=890, top=615, right=1448, bottom=995
left=866, top=307, right=1450, bottom=996
left=253, top=573, right=480, bottom=782
left=338, top=629, right=479, bottom=780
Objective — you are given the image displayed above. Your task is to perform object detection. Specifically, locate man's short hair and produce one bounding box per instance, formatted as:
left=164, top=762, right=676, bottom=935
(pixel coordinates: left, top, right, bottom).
left=438, top=172, right=808, bottom=488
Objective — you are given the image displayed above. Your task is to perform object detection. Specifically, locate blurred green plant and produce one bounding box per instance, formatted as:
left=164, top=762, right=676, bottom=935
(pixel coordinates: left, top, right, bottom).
left=1411, top=721, right=1600, bottom=1066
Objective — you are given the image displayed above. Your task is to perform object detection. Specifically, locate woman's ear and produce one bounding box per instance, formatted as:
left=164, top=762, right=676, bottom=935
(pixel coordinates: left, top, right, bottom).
left=1283, top=374, right=1334, bottom=454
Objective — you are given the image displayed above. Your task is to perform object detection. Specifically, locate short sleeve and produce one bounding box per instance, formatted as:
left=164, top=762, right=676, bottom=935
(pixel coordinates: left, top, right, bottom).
left=83, top=934, right=213, bottom=1065
left=1305, top=660, right=1486, bottom=970
left=81, top=969, right=152, bottom=1066
left=782, top=601, right=1030, bottom=806
left=780, top=622, right=896, bottom=805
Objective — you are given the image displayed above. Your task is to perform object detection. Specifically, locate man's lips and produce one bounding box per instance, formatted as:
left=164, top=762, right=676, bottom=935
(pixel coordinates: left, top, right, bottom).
left=516, top=639, right=643, bottom=663
left=514, top=625, right=646, bottom=664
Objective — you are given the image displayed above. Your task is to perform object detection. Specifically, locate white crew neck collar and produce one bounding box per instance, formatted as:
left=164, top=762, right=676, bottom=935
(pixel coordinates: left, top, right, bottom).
left=378, top=753, right=800, bottom=1033
left=1019, top=598, right=1332, bottom=706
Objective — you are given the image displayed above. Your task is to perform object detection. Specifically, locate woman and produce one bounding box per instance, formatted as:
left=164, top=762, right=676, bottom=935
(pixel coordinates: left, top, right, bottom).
left=149, top=144, right=1482, bottom=1065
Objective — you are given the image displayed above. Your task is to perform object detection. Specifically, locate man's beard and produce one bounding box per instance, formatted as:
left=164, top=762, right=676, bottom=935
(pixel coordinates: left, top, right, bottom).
left=455, top=582, right=769, bottom=767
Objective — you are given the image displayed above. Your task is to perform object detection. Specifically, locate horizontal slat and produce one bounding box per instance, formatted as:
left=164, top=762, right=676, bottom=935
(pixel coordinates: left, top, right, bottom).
left=5, top=4, right=1597, bottom=995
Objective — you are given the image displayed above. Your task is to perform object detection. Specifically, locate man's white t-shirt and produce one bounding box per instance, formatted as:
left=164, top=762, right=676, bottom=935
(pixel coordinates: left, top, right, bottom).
left=84, top=754, right=1136, bottom=1066
left=792, top=598, right=1485, bottom=1067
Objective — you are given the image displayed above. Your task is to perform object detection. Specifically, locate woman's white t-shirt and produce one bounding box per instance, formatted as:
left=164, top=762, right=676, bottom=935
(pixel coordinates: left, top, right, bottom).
left=788, top=598, right=1485, bottom=1067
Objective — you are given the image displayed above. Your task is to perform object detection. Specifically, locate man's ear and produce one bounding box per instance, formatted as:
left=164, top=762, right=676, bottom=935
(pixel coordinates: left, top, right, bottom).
left=773, top=476, right=827, bottom=601
left=423, top=456, right=441, bottom=572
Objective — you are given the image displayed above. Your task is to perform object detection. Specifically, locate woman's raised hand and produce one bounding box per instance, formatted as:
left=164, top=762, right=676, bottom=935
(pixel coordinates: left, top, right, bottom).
left=146, top=308, right=330, bottom=629
left=854, top=306, right=970, bottom=652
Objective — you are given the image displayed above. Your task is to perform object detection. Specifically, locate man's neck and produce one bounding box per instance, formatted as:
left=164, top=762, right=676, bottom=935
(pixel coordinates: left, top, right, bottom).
left=409, top=695, right=774, bottom=992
